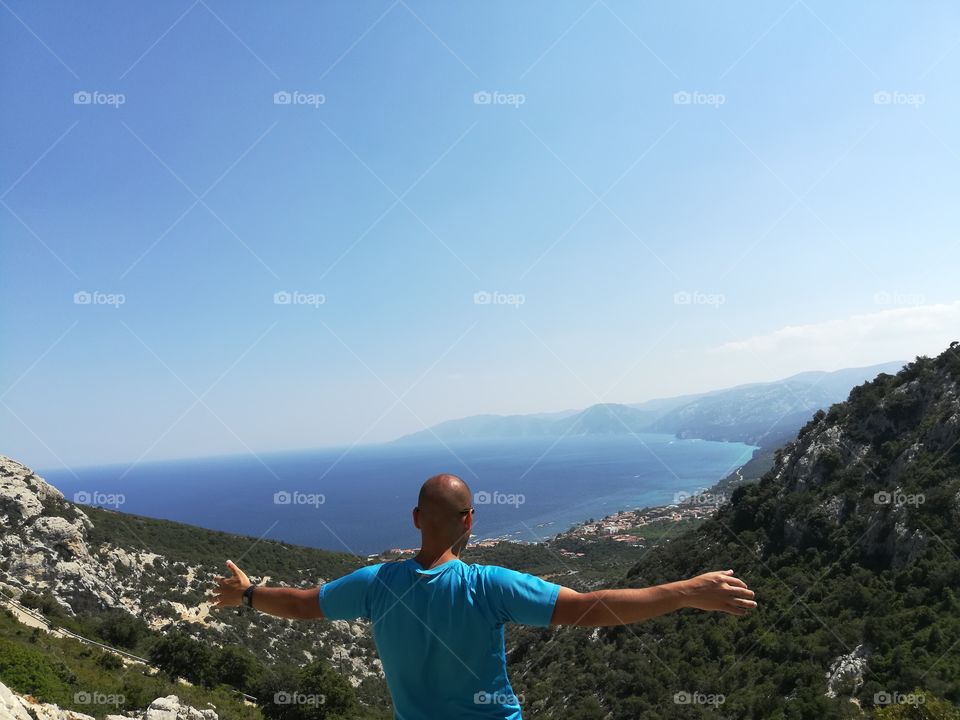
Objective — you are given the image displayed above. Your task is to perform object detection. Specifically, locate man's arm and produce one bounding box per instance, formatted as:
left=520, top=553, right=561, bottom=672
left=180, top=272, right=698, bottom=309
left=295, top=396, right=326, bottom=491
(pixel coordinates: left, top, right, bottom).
left=550, top=569, right=756, bottom=627
left=210, top=560, right=324, bottom=620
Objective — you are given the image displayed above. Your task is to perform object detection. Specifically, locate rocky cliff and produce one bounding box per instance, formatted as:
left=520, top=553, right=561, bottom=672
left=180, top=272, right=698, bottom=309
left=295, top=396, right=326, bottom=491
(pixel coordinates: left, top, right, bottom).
left=0, top=680, right=215, bottom=720
left=0, top=457, right=159, bottom=615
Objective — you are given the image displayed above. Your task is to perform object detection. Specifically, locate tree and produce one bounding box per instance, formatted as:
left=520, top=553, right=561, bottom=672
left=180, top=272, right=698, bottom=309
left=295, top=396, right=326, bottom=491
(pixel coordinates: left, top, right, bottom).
left=213, top=645, right=260, bottom=692
left=148, top=631, right=215, bottom=686
left=256, top=660, right=358, bottom=720
left=98, top=610, right=147, bottom=650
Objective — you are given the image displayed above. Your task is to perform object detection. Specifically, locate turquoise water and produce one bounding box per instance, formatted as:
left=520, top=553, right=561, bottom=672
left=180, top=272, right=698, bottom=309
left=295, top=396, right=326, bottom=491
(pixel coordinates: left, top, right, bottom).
left=42, top=435, right=756, bottom=555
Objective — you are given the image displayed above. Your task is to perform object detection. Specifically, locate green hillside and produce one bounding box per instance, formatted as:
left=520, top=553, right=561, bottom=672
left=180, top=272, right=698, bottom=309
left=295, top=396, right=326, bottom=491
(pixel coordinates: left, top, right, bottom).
left=507, top=344, right=960, bottom=719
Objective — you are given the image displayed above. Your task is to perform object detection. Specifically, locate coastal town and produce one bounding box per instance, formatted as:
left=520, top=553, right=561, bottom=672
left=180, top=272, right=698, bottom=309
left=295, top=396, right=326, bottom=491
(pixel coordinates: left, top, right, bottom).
left=552, top=491, right=725, bottom=546
left=373, top=489, right=728, bottom=561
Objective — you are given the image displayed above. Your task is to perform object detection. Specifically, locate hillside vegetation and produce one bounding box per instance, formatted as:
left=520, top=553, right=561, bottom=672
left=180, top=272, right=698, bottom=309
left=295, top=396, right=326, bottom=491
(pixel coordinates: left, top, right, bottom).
left=508, top=344, right=960, bottom=719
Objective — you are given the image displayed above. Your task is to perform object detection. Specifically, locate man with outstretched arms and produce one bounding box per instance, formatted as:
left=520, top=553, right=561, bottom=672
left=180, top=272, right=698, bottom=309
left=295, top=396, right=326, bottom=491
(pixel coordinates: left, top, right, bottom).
left=212, top=473, right=756, bottom=719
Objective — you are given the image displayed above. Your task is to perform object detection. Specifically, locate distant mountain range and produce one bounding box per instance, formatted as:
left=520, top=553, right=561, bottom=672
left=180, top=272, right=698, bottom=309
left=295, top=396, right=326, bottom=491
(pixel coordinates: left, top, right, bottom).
left=394, top=361, right=908, bottom=450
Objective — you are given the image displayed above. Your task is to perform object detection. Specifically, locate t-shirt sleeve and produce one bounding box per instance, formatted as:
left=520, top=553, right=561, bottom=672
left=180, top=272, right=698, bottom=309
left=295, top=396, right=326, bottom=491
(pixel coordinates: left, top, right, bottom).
left=482, top=565, right=562, bottom=627
left=319, top=564, right=381, bottom=621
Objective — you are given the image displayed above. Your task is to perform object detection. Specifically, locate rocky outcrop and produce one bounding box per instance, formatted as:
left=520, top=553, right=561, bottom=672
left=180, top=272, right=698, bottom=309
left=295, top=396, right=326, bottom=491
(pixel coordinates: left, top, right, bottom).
left=139, top=695, right=217, bottom=720
left=825, top=644, right=870, bottom=698
left=16, top=698, right=94, bottom=720
left=0, top=680, right=33, bottom=720
left=0, top=456, right=136, bottom=614
left=0, top=682, right=215, bottom=720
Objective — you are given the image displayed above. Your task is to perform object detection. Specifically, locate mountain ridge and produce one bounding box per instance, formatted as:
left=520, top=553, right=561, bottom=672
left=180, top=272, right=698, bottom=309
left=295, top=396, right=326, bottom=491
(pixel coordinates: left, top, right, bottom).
left=394, top=361, right=907, bottom=448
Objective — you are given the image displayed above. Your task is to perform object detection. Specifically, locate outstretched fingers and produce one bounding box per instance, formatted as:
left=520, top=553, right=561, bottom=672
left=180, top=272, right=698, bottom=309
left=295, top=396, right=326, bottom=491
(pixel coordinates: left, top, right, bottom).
left=723, top=574, right=749, bottom=589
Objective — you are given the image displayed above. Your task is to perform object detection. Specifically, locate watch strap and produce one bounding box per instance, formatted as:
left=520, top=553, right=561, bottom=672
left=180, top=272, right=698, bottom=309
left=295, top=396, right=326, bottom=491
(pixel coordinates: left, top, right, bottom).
left=242, top=584, right=257, bottom=609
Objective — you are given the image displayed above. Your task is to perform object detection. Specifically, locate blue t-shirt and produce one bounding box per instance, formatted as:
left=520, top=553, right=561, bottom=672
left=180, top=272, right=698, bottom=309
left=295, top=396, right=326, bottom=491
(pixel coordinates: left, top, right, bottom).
left=319, top=558, right=561, bottom=720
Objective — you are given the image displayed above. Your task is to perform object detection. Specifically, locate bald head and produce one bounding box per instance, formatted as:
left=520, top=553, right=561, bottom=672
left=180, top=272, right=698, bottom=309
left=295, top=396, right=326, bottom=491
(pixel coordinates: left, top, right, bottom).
left=417, top=473, right=472, bottom=515
left=414, top=474, right=473, bottom=548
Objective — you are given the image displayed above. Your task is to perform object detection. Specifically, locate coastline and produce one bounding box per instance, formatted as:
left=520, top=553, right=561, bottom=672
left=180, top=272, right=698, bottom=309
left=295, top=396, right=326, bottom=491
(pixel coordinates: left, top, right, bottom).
left=374, top=464, right=749, bottom=561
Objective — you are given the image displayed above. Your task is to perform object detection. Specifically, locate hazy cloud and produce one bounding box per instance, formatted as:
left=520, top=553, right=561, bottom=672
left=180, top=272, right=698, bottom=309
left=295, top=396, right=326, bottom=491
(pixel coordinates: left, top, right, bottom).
left=713, top=301, right=960, bottom=364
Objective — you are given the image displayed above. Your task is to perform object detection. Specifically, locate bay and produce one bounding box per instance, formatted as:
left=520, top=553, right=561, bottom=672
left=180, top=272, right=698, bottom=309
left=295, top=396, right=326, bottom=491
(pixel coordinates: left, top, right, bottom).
left=41, top=435, right=756, bottom=555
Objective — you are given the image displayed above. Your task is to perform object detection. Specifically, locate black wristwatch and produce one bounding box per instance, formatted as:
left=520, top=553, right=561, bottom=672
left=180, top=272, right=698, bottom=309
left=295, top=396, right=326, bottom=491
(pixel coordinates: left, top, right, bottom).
left=241, top=584, right=257, bottom=611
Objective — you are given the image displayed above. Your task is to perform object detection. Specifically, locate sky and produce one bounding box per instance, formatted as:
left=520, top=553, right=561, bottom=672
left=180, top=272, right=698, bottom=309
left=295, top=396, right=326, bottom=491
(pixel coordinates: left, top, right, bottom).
left=2, top=1, right=959, bottom=470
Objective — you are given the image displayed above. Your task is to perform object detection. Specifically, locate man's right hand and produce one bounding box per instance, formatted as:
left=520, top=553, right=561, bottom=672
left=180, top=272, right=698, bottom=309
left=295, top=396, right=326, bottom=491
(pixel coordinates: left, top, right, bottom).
left=681, top=570, right=756, bottom=615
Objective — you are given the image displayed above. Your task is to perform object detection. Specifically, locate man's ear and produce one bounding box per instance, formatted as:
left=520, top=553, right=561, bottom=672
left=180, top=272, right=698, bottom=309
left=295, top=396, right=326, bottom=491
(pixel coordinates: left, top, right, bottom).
left=412, top=507, right=421, bottom=529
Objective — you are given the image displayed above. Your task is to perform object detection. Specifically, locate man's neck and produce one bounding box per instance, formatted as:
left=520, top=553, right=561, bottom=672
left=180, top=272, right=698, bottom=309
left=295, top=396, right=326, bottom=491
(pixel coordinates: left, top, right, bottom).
left=413, top=546, right=460, bottom=570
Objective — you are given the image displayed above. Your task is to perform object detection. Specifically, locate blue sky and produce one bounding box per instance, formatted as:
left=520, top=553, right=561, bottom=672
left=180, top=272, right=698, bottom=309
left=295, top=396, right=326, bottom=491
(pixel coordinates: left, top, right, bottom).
left=2, top=0, right=959, bottom=469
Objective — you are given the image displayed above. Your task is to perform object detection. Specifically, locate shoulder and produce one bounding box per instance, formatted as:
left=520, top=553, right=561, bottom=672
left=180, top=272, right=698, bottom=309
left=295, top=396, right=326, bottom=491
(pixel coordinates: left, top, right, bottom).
left=466, top=563, right=523, bottom=586
left=323, top=562, right=386, bottom=588
left=469, top=563, right=518, bottom=576
left=352, top=562, right=387, bottom=577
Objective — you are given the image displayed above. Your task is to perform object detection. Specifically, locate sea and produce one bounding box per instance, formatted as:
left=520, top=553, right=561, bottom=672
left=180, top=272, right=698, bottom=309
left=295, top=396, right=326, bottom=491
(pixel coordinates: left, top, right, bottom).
left=41, top=435, right=756, bottom=556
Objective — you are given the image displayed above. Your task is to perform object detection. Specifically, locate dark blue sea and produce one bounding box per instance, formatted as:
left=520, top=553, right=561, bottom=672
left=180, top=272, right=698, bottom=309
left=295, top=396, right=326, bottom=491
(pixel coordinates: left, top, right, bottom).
left=41, top=435, right=756, bottom=556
